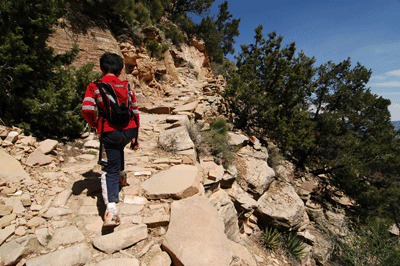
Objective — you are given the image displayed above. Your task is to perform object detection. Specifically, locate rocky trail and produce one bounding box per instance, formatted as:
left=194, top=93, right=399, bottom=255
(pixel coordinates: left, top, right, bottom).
left=0, top=73, right=347, bottom=266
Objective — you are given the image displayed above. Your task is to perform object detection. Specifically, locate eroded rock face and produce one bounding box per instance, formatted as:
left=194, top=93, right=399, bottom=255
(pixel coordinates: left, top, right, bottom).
left=256, top=180, right=306, bottom=230
left=162, top=196, right=233, bottom=266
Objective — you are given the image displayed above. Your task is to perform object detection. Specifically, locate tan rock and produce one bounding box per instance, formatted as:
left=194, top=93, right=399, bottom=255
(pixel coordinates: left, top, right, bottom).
left=162, top=196, right=233, bottom=266
left=37, top=139, right=58, bottom=154
left=0, top=148, right=30, bottom=182
left=143, top=212, right=170, bottom=228
left=141, top=164, right=201, bottom=200
left=209, top=189, right=241, bottom=242
left=0, top=213, right=16, bottom=228
left=26, top=148, right=53, bottom=166
left=158, top=126, right=194, bottom=151
left=257, top=180, right=306, bottom=230
left=241, top=157, right=275, bottom=196
left=25, top=243, right=91, bottom=266
left=5, top=131, right=19, bottom=143
left=230, top=241, right=257, bottom=266
left=27, top=217, right=46, bottom=228
left=0, top=205, right=13, bottom=216
left=92, top=224, right=148, bottom=254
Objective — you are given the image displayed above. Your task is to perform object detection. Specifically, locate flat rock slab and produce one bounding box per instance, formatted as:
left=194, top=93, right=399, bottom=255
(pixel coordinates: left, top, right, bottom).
left=0, top=237, right=39, bottom=266
left=162, top=196, right=233, bottom=266
left=92, top=224, right=148, bottom=254
left=0, top=225, right=16, bottom=245
left=141, top=165, right=201, bottom=200
left=25, top=243, right=91, bottom=266
left=37, top=139, right=58, bottom=154
left=0, top=148, right=29, bottom=182
left=95, top=258, right=140, bottom=266
left=172, top=101, right=198, bottom=114
left=47, top=225, right=85, bottom=249
left=26, top=148, right=53, bottom=166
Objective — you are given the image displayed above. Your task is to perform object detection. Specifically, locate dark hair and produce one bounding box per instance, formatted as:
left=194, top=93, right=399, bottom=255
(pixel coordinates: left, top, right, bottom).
left=100, top=52, right=124, bottom=75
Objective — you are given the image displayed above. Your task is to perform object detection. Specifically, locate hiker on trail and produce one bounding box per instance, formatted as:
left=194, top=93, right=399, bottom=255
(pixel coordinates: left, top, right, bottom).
left=81, top=52, right=140, bottom=227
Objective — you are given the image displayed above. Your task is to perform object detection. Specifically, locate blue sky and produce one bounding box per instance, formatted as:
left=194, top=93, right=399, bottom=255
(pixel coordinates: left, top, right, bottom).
left=193, top=0, right=400, bottom=120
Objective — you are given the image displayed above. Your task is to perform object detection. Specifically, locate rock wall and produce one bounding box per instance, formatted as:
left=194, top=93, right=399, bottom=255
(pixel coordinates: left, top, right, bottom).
left=47, top=13, right=212, bottom=101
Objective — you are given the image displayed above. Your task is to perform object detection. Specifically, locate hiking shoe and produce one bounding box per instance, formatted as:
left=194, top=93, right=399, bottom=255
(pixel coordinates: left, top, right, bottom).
left=119, top=171, right=128, bottom=187
left=103, top=211, right=121, bottom=227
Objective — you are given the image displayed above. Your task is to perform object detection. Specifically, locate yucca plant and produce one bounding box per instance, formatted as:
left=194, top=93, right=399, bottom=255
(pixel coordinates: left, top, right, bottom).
left=285, top=233, right=306, bottom=259
left=263, top=227, right=280, bottom=250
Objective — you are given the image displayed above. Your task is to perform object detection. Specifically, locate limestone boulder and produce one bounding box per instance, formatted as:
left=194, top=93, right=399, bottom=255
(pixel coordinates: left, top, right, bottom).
left=257, top=180, right=306, bottom=230
left=162, top=196, right=233, bottom=266
left=0, top=149, right=29, bottom=182
left=240, top=157, right=275, bottom=197
left=209, top=189, right=241, bottom=242
left=158, top=126, right=194, bottom=151
left=141, top=164, right=201, bottom=200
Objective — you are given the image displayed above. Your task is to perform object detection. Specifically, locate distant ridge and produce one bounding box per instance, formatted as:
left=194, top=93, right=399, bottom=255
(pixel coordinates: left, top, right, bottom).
left=392, top=121, right=400, bottom=131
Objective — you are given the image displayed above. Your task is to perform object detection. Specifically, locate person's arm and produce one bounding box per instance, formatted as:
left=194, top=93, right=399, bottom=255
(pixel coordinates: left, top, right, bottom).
left=129, top=84, right=140, bottom=150
left=82, top=83, right=98, bottom=128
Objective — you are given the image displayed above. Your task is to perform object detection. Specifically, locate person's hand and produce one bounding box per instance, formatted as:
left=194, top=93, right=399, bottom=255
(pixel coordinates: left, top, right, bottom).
left=130, top=140, right=139, bottom=150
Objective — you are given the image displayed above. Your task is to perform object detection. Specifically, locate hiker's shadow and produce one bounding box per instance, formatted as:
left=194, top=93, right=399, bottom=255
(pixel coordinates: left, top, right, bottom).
left=71, top=169, right=125, bottom=235
left=72, top=170, right=106, bottom=223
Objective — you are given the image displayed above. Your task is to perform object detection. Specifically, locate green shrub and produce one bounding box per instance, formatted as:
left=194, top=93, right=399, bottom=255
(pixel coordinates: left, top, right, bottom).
left=146, top=40, right=169, bottom=60
left=333, top=217, right=400, bottom=265
left=205, top=117, right=234, bottom=167
left=284, top=233, right=306, bottom=259
left=263, top=227, right=280, bottom=250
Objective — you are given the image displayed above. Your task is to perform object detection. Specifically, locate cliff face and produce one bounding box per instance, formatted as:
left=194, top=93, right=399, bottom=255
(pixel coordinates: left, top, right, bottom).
left=47, top=11, right=211, bottom=102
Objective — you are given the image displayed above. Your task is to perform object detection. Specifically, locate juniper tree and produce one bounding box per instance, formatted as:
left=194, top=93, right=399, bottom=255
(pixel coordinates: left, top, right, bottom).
left=224, top=25, right=316, bottom=161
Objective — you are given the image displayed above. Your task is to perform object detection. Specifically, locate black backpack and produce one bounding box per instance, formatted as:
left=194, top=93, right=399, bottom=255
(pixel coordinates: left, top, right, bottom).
left=95, top=82, right=131, bottom=127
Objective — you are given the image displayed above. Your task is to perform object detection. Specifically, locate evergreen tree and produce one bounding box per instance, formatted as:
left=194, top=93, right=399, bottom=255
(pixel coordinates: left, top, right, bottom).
left=168, top=0, right=215, bottom=15
left=312, top=59, right=400, bottom=217
left=224, top=25, right=316, bottom=160
left=0, top=0, right=97, bottom=137
left=196, top=1, right=240, bottom=63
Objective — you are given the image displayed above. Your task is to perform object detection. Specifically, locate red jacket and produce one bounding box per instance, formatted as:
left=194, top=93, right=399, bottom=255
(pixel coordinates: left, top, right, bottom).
left=82, top=75, right=140, bottom=134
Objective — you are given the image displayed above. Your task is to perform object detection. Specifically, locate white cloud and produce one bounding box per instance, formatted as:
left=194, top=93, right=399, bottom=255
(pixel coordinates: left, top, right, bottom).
left=387, top=70, right=400, bottom=76
left=370, top=69, right=400, bottom=81
left=370, top=81, right=400, bottom=87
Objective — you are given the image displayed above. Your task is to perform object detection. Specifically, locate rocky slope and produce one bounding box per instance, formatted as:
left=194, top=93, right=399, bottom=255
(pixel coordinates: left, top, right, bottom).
left=0, top=12, right=357, bottom=266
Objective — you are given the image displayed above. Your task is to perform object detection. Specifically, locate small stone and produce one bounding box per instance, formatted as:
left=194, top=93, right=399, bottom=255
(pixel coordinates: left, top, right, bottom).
left=27, top=217, right=46, bottom=228
left=0, top=214, right=17, bottom=228
left=15, top=226, right=26, bottom=236
left=0, top=205, right=13, bottom=216
left=143, top=213, right=170, bottom=228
